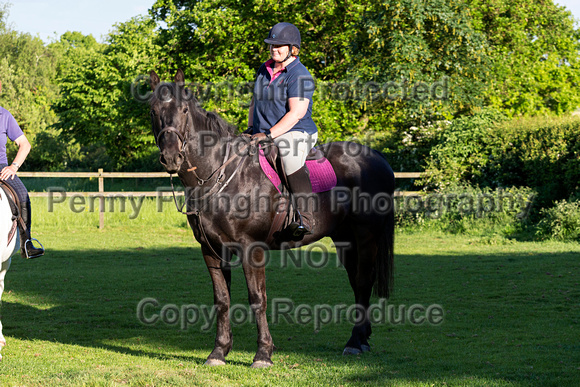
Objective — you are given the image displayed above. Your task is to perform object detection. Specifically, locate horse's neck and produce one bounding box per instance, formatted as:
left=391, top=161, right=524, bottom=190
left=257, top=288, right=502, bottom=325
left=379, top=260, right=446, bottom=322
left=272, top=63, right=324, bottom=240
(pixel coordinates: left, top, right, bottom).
left=181, top=132, right=233, bottom=182
left=180, top=105, right=237, bottom=181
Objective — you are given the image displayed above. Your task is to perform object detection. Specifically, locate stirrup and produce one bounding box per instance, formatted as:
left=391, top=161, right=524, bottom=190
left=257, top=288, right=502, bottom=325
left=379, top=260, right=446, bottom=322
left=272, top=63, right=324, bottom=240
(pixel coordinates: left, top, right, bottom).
left=24, top=238, right=45, bottom=259
left=293, top=225, right=310, bottom=240
left=287, top=210, right=312, bottom=241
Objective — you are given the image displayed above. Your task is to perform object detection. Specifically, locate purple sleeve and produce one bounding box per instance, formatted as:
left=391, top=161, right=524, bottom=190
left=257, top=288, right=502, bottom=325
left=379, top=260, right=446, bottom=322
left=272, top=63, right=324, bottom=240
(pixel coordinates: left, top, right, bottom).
left=6, top=111, right=24, bottom=141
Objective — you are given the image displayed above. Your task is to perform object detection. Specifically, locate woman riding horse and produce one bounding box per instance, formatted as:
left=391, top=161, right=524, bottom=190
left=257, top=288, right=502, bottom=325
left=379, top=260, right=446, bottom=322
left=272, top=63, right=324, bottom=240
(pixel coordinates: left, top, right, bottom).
left=247, top=22, right=318, bottom=240
left=0, top=81, right=44, bottom=259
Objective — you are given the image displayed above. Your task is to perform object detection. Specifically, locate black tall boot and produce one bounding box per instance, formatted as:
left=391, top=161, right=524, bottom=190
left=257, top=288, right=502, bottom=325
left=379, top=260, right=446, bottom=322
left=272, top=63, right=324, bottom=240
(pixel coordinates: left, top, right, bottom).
left=285, top=165, right=315, bottom=241
left=19, top=200, right=44, bottom=259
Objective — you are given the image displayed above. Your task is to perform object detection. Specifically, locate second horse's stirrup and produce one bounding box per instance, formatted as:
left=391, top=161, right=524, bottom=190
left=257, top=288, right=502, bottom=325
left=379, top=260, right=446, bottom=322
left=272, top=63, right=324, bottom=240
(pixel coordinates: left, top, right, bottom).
left=23, top=238, right=45, bottom=259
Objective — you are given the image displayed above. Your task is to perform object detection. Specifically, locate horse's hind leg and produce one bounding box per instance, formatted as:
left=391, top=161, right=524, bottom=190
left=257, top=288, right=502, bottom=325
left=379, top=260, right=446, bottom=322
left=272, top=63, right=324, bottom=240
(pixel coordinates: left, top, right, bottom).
left=202, top=247, right=233, bottom=366
left=335, top=227, right=376, bottom=355
left=0, top=257, right=11, bottom=360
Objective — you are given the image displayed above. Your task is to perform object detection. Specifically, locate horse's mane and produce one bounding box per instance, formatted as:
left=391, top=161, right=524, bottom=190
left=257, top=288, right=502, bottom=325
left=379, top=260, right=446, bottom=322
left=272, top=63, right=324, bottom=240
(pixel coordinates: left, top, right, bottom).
left=193, top=103, right=238, bottom=138
left=182, top=88, right=237, bottom=138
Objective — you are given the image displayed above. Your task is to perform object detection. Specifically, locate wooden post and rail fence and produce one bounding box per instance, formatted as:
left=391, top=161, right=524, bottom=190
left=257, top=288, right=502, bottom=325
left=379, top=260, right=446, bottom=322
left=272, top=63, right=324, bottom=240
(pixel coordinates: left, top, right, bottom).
left=18, top=169, right=424, bottom=229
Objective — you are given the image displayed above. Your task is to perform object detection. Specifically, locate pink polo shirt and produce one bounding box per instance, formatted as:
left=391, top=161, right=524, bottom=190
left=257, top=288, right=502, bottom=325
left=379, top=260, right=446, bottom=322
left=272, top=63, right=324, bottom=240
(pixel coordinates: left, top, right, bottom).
left=265, top=59, right=286, bottom=84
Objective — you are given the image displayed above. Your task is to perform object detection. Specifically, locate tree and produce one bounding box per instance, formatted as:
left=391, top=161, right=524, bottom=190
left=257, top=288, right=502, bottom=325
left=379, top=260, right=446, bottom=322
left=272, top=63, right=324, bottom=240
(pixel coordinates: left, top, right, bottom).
left=148, top=1, right=492, bottom=141
left=0, top=2, right=64, bottom=170
left=150, top=0, right=366, bottom=82
left=52, top=17, right=163, bottom=170
left=31, top=0, right=580, bottom=173
left=468, top=0, right=580, bottom=116
left=351, top=0, right=491, bottom=119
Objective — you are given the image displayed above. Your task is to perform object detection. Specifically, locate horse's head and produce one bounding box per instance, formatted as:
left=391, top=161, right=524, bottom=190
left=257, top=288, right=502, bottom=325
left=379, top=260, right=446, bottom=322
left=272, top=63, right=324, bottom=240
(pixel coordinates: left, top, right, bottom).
left=149, top=69, right=193, bottom=174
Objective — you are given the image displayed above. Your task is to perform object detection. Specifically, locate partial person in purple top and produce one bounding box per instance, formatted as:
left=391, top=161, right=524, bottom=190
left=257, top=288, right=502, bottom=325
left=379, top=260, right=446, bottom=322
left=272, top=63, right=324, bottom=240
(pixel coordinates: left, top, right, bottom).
left=247, top=22, right=318, bottom=241
left=0, top=80, right=44, bottom=259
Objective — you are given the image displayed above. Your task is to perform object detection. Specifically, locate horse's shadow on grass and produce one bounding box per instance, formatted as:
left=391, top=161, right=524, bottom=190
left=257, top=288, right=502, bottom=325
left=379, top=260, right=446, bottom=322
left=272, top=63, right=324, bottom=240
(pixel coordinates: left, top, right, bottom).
left=2, top=245, right=579, bottom=383
left=3, top=246, right=355, bottom=362
left=2, top=294, right=251, bottom=367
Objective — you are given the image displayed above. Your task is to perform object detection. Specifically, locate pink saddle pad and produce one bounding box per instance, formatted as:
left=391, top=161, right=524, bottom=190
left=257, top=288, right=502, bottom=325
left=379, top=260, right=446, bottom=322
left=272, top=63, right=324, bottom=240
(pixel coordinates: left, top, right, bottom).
left=259, top=150, right=337, bottom=193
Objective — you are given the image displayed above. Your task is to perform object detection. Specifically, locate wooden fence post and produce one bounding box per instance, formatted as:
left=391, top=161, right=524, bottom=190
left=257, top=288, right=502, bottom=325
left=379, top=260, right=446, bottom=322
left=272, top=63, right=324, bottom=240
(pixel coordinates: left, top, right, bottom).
left=98, top=168, right=104, bottom=229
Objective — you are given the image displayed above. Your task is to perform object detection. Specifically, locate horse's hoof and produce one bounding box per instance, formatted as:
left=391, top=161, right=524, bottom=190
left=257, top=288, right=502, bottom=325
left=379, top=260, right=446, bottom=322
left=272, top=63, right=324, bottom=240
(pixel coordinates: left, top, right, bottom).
left=361, top=344, right=371, bottom=352
left=343, top=347, right=362, bottom=355
left=251, top=360, right=273, bottom=368
left=204, top=358, right=226, bottom=366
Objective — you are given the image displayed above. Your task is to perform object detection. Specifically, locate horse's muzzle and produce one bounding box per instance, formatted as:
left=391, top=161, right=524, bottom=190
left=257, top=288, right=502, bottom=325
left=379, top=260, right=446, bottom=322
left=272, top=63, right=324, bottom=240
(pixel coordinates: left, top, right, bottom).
left=159, top=151, right=185, bottom=174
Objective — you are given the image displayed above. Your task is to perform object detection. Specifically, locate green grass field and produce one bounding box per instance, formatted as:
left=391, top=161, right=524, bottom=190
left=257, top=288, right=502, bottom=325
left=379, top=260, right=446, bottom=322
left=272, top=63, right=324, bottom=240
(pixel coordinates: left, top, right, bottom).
left=0, top=198, right=578, bottom=386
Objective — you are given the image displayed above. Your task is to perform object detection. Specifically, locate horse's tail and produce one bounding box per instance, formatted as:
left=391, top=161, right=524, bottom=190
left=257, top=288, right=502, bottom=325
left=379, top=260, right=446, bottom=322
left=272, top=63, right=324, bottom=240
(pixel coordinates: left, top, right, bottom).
left=373, top=205, right=395, bottom=299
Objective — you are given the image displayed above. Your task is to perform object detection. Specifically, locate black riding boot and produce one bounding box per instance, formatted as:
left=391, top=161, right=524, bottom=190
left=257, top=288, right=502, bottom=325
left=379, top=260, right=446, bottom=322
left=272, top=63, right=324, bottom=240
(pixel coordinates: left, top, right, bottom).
left=19, top=200, right=44, bottom=259
left=286, top=165, right=315, bottom=241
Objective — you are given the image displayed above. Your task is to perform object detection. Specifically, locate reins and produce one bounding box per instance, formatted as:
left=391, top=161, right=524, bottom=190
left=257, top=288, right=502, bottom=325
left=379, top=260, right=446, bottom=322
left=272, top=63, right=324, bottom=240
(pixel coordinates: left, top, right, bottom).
left=168, top=137, right=259, bottom=216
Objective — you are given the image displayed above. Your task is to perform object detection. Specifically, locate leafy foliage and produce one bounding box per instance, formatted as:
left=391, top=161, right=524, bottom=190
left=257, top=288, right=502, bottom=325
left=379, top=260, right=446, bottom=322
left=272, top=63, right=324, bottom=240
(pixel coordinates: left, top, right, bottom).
left=148, top=0, right=497, bottom=165
left=52, top=18, right=163, bottom=170
left=468, top=0, right=580, bottom=116
left=423, top=114, right=580, bottom=207
left=150, top=0, right=367, bottom=82
left=1, top=0, right=579, bottom=174
left=0, top=5, right=65, bottom=170
left=536, top=198, right=580, bottom=241
left=395, top=184, right=536, bottom=238
left=352, top=0, right=491, bottom=120
left=422, top=109, right=506, bottom=187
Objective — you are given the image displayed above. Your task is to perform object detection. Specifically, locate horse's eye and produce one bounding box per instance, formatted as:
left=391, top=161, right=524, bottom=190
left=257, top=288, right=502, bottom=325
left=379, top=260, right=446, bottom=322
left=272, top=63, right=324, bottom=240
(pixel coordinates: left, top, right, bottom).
left=183, top=107, right=188, bottom=114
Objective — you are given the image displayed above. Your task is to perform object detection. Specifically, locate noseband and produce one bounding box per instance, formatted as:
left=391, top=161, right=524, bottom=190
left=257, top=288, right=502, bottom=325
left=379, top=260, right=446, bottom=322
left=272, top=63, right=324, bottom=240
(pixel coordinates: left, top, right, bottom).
left=155, top=126, right=188, bottom=154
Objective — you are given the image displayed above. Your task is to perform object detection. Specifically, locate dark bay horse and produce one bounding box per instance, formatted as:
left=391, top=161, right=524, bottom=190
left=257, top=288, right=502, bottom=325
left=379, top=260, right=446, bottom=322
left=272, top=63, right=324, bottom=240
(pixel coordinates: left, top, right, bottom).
left=149, top=69, right=395, bottom=368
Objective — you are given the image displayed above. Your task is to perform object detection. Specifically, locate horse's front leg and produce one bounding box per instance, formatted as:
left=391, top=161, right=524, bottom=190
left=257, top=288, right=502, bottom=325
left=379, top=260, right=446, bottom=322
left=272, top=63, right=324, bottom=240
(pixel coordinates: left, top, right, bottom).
left=0, top=257, right=11, bottom=361
left=202, top=246, right=233, bottom=366
left=242, top=244, right=274, bottom=368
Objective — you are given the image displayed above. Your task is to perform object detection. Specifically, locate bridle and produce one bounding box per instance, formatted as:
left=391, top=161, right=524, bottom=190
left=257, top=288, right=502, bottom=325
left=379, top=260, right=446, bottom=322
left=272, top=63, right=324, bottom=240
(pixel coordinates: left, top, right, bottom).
left=156, top=126, right=186, bottom=150
left=154, top=114, right=189, bottom=156
left=163, top=132, right=263, bottom=217
left=153, top=104, right=271, bottom=266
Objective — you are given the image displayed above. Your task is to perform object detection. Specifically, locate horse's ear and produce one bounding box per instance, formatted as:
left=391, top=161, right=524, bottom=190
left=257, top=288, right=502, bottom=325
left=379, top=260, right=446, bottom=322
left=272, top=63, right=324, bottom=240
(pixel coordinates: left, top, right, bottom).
left=150, top=70, right=160, bottom=91
left=174, top=69, right=185, bottom=84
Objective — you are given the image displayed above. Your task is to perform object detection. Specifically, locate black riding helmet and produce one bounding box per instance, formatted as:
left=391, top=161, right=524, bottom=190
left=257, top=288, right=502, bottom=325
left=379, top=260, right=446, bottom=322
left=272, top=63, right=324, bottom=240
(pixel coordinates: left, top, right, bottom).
left=264, top=22, right=301, bottom=63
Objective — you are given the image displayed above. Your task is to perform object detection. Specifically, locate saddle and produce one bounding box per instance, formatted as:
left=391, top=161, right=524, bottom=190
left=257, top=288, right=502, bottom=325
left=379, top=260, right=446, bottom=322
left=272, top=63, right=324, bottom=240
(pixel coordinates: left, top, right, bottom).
left=258, top=143, right=337, bottom=194
left=256, top=141, right=337, bottom=246
left=0, top=181, right=23, bottom=247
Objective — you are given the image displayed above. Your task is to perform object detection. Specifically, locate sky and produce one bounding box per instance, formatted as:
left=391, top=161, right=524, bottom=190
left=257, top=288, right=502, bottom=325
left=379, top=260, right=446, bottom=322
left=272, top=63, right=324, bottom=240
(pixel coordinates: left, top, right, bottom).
left=6, top=0, right=152, bottom=43
left=5, top=0, right=580, bottom=44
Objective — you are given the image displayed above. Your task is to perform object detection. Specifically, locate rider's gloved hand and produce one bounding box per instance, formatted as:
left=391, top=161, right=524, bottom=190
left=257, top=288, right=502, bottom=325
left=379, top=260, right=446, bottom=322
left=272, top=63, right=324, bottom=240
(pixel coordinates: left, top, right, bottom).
left=242, top=126, right=253, bottom=136
left=251, top=132, right=271, bottom=142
